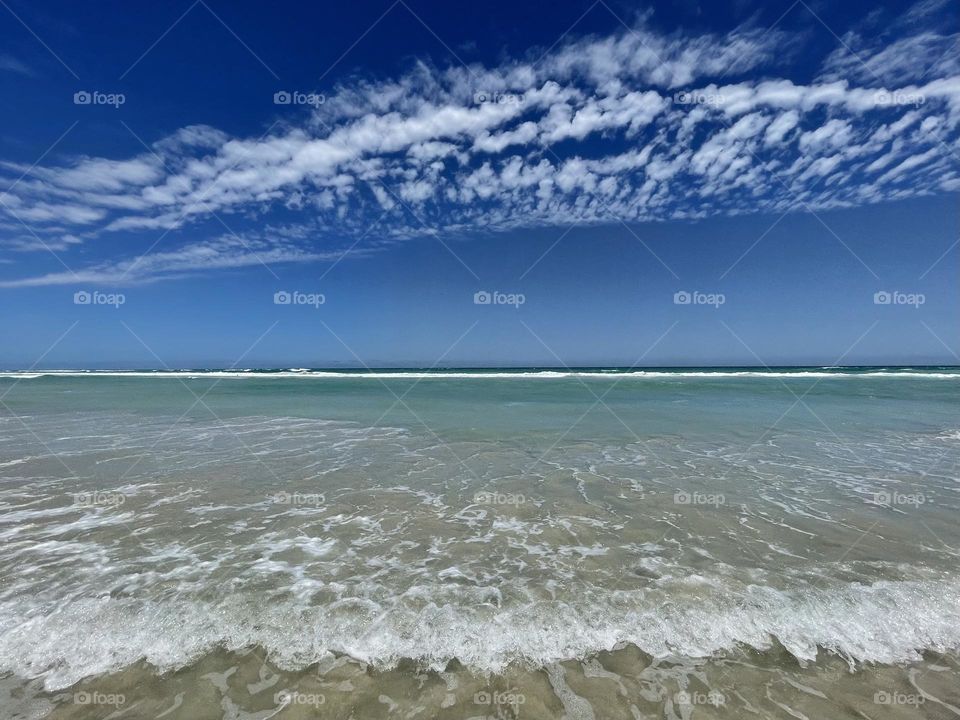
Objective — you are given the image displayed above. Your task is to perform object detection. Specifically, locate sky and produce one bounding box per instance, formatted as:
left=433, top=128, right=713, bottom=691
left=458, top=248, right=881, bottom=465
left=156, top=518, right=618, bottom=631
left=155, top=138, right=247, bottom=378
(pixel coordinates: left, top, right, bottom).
left=0, top=0, right=957, bottom=368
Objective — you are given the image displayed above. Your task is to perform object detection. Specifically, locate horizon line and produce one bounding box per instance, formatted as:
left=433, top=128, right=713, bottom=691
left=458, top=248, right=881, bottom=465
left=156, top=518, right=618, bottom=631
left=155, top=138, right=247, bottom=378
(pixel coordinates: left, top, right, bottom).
left=2, top=364, right=958, bottom=372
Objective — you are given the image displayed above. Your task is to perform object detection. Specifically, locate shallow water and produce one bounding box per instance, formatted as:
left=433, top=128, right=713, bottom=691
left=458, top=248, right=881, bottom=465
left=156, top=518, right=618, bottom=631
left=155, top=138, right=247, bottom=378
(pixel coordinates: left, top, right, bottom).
left=0, top=370, right=958, bottom=718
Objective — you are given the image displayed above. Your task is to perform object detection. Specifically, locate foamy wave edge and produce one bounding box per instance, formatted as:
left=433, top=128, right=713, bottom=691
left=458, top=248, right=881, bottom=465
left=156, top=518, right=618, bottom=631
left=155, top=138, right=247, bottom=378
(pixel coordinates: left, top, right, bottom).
left=2, top=578, right=958, bottom=690
left=1, top=370, right=958, bottom=380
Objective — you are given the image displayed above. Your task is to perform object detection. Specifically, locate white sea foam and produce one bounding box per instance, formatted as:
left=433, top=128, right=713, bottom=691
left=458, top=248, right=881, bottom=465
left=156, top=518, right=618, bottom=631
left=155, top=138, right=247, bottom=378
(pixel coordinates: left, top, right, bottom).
left=0, top=383, right=956, bottom=699
left=0, top=578, right=958, bottom=690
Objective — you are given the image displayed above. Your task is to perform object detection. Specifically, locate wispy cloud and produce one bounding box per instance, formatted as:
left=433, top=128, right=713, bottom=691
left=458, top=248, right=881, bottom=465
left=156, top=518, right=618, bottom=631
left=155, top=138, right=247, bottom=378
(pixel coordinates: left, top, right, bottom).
left=818, top=0, right=959, bottom=85
left=0, top=231, right=362, bottom=287
left=0, top=54, right=34, bottom=76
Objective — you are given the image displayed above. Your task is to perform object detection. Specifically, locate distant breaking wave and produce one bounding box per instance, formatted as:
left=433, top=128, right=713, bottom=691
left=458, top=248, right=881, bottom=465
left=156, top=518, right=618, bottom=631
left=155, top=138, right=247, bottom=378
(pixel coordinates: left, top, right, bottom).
left=1, top=368, right=959, bottom=380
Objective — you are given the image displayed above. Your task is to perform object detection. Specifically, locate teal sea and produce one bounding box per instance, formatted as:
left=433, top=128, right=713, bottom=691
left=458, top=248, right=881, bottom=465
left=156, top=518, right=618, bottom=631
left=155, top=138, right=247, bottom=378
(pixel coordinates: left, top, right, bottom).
left=0, top=368, right=958, bottom=719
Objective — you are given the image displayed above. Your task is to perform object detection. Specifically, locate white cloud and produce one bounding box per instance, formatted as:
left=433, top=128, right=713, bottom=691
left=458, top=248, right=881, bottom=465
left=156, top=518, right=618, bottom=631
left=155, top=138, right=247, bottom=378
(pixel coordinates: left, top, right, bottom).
left=1, top=0, right=958, bottom=286
left=764, top=110, right=800, bottom=146
left=798, top=119, right=853, bottom=154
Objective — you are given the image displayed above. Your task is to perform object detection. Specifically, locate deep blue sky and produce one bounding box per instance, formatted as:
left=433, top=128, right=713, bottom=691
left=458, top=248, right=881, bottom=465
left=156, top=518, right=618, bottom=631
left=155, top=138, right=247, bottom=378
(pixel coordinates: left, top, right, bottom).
left=0, top=0, right=957, bottom=367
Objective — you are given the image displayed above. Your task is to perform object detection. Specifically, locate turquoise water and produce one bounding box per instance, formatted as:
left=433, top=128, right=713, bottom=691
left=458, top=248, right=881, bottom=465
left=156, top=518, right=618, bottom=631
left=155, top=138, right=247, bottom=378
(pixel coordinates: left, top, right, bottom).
left=0, top=369, right=958, bottom=718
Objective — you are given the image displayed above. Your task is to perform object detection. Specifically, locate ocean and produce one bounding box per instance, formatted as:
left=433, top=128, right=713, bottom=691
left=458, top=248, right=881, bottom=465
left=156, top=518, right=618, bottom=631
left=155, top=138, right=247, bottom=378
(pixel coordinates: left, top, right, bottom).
left=0, top=368, right=957, bottom=719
